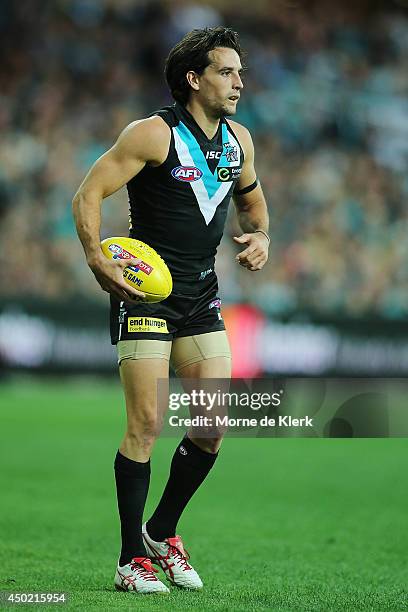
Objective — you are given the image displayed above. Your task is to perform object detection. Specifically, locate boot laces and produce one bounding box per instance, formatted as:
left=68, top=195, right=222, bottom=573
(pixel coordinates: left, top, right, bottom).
left=130, top=557, right=158, bottom=581
left=168, top=544, right=192, bottom=571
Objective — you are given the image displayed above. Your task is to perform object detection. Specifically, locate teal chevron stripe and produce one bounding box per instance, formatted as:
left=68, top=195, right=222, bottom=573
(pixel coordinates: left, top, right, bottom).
left=174, top=121, right=231, bottom=199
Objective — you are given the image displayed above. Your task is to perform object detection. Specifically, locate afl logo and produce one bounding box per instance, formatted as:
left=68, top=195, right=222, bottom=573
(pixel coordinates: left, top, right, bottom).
left=171, top=165, right=203, bottom=182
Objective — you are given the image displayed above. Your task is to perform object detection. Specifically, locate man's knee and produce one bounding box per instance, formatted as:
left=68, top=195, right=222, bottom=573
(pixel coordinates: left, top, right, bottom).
left=127, top=407, right=162, bottom=440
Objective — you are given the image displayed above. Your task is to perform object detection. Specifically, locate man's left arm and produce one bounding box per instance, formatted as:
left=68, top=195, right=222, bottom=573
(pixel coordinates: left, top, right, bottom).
left=232, top=125, right=269, bottom=271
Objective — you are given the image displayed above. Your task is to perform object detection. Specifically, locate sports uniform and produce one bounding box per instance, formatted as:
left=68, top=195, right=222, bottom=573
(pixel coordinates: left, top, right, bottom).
left=73, top=28, right=268, bottom=596
left=110, top=102, right=244, bottom=350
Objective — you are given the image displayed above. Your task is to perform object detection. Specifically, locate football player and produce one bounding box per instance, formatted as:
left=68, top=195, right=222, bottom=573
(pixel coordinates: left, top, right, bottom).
left=73, top=26, right=269, bottom=594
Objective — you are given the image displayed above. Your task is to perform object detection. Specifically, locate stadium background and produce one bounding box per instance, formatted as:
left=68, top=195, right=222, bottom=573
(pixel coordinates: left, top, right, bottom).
left=2, top=0, right=408, bottom=375
left=0, top=1, right=407, bottom=610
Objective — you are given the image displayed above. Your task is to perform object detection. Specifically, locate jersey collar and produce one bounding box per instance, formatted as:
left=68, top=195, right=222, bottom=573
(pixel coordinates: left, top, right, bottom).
left=174, top=102, right=223, bottom=145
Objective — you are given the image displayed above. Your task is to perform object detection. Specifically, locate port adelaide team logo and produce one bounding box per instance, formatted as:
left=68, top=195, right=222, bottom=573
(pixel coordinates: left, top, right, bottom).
left=171, top=165, right=203, bottom=182
left=223, top=143, right=238, bottom=162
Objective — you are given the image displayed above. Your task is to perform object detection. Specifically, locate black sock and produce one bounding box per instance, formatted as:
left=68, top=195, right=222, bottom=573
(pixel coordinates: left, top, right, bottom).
left=114, top=450, right=150, bottom=566
left=146, top=437, right=218, bottom=542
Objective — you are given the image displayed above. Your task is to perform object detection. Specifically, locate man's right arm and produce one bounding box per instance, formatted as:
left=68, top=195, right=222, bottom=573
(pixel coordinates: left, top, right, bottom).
left=72, top=116, right=170, bottom=301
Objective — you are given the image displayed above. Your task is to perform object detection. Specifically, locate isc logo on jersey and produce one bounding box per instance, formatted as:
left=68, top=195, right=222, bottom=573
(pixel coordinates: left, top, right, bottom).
left=171, top=166, right=203, bottom=182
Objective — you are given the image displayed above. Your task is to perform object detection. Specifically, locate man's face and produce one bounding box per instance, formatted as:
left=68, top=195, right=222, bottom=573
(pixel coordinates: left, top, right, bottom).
left=191, top=47, right=244, bottom=117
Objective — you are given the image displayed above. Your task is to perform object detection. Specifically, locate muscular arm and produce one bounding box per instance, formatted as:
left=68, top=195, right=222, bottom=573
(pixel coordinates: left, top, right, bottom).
left=72, top=117, right=170, bottom=300
left=229, top=122, right=269, bottom=271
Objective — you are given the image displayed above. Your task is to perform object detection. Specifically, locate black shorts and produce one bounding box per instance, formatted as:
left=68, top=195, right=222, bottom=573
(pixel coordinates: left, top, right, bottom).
left=110, top=273, right=225, bottom=343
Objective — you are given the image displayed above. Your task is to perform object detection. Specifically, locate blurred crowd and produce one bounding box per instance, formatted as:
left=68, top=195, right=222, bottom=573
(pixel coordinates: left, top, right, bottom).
left=1, top=0, right=408, bottom=319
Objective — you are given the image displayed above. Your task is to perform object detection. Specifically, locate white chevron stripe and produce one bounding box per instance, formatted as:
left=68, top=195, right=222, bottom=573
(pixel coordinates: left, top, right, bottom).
left=173, top=128, right=233, bottom=225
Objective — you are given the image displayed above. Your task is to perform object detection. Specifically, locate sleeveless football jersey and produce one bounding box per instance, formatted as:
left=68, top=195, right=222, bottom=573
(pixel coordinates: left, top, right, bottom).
left=127, top=102, right=244, bottom=280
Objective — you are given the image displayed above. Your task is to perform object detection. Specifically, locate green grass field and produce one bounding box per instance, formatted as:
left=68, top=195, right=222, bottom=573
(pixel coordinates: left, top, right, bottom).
left=0, top=377, right=407, bottom=611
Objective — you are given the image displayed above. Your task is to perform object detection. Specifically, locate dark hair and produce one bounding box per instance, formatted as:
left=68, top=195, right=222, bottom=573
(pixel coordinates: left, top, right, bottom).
left=165, top=27, right=244, bottom=105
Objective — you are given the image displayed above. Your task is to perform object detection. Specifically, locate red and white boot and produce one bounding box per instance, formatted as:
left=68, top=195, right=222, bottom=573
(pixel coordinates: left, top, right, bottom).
left=114, top=556, right=170, bottom=594
left=142, top=523, right=203, bottom=590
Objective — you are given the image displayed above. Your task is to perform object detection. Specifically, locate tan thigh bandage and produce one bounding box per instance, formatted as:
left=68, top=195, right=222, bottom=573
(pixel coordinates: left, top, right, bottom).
left=170, top=331, right=231, bottom=374
left=117, top=339, right=172, bottom=365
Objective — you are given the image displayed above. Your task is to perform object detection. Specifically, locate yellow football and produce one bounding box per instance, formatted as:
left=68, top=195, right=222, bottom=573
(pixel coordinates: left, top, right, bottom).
left=101, top=236, right=173, bottom=303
